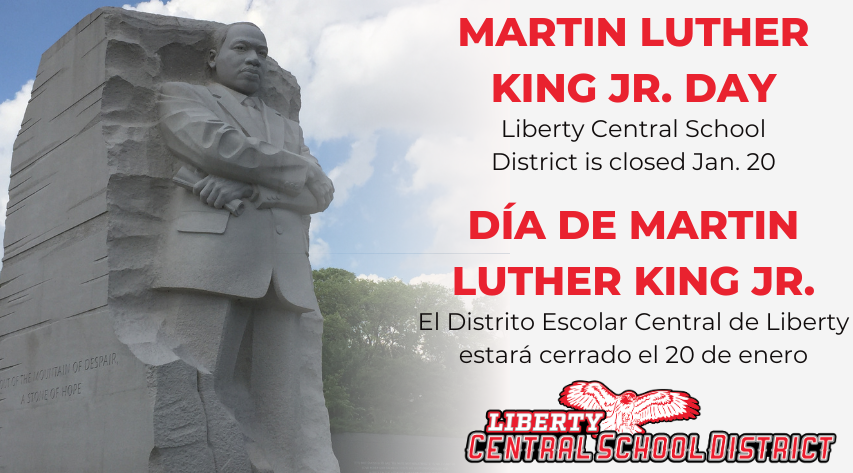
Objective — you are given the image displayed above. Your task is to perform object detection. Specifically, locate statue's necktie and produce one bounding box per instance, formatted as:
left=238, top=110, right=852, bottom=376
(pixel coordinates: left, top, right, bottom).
left=242, top=96, right=263, bottom=122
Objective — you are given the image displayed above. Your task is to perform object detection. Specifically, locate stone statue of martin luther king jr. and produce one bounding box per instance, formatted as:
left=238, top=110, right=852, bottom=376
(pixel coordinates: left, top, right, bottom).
left=154, top=21, right=340, bottom=473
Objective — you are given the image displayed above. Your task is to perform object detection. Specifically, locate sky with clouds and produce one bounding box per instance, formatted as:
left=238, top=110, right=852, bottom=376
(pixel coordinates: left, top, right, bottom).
left=0, top=0, right=506, bottom=285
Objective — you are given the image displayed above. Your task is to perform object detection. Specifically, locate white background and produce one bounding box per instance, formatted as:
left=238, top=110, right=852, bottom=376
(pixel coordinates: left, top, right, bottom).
left=447, top=1, right=851, bottom=471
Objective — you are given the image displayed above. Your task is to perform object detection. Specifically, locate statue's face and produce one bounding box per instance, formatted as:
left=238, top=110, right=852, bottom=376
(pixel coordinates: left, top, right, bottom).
left=210, top=24, right=269, bottom=95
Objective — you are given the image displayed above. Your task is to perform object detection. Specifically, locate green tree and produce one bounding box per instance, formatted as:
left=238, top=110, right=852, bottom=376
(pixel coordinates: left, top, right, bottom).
left=315, top=268, right=477, bottom=435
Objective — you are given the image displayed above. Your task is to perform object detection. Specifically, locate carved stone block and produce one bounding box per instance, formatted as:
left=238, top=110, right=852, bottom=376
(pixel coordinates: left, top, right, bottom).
left=0, top=8, right=338, bottom=472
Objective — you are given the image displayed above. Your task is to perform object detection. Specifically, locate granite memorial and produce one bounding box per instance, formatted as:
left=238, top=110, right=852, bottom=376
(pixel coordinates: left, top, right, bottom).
left=0, top=8, right=339, bottom=472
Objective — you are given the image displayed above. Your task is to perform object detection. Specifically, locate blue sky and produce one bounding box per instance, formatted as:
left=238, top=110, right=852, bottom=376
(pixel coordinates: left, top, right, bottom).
left=0, top=0, right=492, bottom=284
left=0, top=1, right=127, bottom=100
left=306, top=132, right=434, bottom=277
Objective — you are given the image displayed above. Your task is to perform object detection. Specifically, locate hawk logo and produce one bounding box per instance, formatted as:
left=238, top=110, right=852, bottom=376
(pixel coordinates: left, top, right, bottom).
left=558, top=380, right=700, bottom=435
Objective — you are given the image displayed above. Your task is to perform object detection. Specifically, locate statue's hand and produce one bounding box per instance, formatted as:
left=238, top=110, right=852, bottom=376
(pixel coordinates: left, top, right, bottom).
left=306, top=165, right=335, bottom=210
left=193, top=174, right=253, bottom=209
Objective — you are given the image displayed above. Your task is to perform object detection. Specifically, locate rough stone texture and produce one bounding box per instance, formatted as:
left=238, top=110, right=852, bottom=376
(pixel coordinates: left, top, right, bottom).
left=0, top=8, right=328, bottom=472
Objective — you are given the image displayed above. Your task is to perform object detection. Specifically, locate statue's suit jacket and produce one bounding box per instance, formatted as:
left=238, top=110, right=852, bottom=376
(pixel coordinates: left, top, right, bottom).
left=155, top=81, right=323, bottom=312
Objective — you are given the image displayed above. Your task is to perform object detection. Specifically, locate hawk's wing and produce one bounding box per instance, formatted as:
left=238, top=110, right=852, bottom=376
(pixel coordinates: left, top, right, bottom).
left=632, top=390, right=700, bottom=426
left=559, top=381, right=618, bottom=411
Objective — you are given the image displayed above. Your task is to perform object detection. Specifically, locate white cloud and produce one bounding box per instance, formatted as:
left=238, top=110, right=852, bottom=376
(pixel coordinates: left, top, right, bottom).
left=356, top=273, right=385, bottom=282
left=299, top=1, right=505, bottom=141
left=327, top=134, right=376, bottom=205
left=0, top=80, right=34, bottom=232
left=408, top=271, right=452, bottom=287
left=401, top=133, right=509, bottom=256
left=309, top=236, right=331, bottom=266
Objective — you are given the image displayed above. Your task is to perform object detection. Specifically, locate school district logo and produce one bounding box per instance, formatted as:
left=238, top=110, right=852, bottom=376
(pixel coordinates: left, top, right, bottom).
left=465, top=380, right=837, bottom=463
left=559, top=380, right=700, bottom=434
